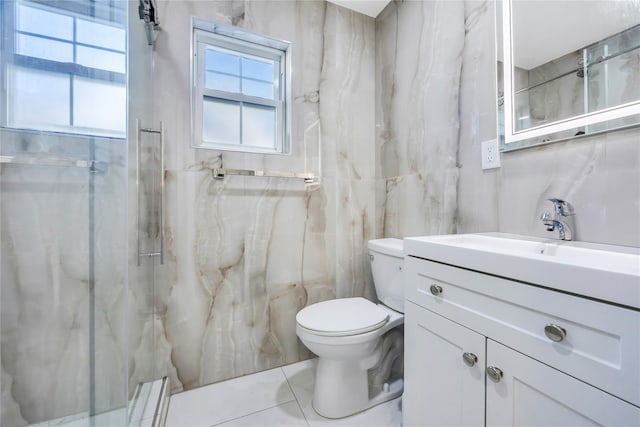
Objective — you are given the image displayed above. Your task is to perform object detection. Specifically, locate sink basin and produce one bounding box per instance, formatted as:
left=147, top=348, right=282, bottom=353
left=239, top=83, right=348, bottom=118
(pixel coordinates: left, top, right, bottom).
left=404, top=233, right=640, bottom=309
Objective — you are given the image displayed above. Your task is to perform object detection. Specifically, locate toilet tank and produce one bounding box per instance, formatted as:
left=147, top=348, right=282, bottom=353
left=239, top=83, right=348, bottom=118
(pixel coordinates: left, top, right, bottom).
left=368, top=238, right=404, bottom=313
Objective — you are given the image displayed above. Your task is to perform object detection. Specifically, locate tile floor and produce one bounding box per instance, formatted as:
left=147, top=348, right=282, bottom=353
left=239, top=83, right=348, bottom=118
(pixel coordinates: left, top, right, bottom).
left=165, top=359, right=403, bottom=427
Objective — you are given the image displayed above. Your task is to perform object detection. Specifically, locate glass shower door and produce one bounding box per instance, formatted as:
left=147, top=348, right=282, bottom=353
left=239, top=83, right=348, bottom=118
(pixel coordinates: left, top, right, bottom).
left=126, top=1, right=170, bottom=424
left=1, top=0, right=129, bottom=425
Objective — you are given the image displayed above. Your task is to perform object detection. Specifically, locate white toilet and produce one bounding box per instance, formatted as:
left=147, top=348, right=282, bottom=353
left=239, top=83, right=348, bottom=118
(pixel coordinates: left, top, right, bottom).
left=295, top=238, right=405, bottom=419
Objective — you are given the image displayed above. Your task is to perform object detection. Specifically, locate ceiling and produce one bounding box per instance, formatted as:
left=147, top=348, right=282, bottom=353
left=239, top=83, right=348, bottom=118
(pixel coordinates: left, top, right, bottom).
left=326, top=0, right=392, bottom=18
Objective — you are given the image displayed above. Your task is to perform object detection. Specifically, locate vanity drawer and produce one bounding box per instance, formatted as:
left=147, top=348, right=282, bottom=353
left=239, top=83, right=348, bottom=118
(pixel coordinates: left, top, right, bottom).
left=405, top=256, right=640, bottom=407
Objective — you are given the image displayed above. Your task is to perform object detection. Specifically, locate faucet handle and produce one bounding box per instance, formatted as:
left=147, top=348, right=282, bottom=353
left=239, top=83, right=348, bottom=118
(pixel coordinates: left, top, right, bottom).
left=547, top=198, right=573, bottom=216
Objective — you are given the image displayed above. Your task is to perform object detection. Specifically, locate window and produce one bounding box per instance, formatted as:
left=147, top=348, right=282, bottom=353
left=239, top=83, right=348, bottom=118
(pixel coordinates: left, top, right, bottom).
left=1, top=0, right=127, bottom=138
left=192, top=18, right=291, bottom=154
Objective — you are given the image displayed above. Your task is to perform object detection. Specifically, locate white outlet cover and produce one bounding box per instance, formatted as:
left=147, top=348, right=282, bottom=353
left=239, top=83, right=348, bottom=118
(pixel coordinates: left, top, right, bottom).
left=481, top=139, right=501, bottom=170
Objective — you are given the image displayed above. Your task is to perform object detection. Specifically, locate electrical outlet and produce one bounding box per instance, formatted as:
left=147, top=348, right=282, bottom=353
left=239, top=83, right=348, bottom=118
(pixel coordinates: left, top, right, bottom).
left=481, top=139, right=501, bottom=170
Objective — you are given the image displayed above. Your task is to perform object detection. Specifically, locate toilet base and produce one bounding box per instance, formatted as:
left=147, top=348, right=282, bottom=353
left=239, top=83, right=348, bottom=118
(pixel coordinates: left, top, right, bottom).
left=312, top=372, right=403, bottom=419
left=311, top=329, right=404, bottom=419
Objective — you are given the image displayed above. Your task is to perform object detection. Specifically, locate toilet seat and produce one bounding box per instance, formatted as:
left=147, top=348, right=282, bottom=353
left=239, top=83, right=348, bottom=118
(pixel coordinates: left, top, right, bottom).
left=296, top=297, right=389, bottom=337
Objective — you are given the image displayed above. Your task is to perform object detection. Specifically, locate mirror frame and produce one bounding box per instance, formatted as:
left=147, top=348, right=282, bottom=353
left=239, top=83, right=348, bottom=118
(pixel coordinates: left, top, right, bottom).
left=499, top=0, right=640, bottom=151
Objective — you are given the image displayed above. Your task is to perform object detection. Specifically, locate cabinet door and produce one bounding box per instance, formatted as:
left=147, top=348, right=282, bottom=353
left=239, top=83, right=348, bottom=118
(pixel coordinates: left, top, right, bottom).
left=486, top=340, right=640, bottom=427
left=403, top=302, right=485, bottom=427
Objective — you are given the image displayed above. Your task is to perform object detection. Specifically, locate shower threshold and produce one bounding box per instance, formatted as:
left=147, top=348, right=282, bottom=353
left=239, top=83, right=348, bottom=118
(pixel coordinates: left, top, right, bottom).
left=26, top=377, right=170, bottom=427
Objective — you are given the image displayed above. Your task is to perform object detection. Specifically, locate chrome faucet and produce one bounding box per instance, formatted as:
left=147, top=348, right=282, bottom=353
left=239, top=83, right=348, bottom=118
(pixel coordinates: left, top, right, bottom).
left=540, top=198, right=574, bottom=241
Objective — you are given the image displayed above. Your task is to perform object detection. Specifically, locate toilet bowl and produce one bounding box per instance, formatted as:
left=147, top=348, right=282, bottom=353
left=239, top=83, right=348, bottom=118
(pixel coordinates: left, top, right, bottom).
left=295, top=238, right=405, bottom=419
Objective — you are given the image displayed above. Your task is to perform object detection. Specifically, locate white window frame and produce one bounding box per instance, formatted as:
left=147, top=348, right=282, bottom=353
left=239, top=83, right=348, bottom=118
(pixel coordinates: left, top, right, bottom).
left=191, top=18, right=291, bottom=154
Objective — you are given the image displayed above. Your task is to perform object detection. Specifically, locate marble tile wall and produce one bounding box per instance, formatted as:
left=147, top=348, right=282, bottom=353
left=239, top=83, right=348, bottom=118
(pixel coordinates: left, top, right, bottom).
left=375, top=0, right=462, bottom=239
left=2, top=1, right=376, bottom=422
left=375, top=0, right=639, bottom=247
left=140, top=0, right=376, bottom=393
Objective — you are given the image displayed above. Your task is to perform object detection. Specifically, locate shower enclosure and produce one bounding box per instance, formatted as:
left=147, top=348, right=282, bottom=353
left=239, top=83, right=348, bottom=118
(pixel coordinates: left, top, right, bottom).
left=1, top=0, right=164, bottom=425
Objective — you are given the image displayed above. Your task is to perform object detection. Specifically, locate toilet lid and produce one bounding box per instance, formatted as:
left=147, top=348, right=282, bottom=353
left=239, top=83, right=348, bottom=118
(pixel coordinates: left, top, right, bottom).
left=296, top=297, right=390, bottom=336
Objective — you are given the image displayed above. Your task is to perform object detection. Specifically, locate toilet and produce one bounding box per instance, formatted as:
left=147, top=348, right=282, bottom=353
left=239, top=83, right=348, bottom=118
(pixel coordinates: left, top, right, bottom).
left=295, top=238, right=405, bottom=419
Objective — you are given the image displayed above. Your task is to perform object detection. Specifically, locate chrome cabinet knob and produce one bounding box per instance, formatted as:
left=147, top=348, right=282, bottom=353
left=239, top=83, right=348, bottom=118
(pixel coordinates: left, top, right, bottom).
left=462, top=352, right=477, bottom=367
left=486, top=366, right=503, bottom=383
left=544, top=324, right=567, bottom=342
left=429, top=284, right=443, bottom=296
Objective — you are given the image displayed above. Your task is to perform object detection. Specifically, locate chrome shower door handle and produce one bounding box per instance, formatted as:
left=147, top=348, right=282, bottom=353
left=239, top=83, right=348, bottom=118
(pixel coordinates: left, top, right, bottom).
left=136, top=121, right=165, bottom=265
left=159, top=121, right=165, bottom=265
left=136, top=119, right=142, bottom=266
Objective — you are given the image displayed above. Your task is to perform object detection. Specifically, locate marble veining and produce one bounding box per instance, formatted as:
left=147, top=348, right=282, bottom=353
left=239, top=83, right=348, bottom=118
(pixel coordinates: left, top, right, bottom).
left=376, top=0, right=463, bottom=239
left=147, top=0, right=376, bottom=395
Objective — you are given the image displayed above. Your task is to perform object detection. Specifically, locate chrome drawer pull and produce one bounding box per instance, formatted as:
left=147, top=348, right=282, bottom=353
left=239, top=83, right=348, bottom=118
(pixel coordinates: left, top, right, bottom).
left=544, top=324, right=567, bottom=342
left=486, top=366, right=503, bottom=383
left=430, top=284, right=443, bottom=296
left=462, top=352, right=477, bottom=367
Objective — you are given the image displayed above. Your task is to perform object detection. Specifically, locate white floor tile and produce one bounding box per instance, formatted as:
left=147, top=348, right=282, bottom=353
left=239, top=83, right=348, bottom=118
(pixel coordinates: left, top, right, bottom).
left=166, top=358, right=402, bottom=427
left=216, top=401, right=309, bottom=427
left=280, top=359, right=316, bottom=417
left=166, top=367, right=296, bottom=427
left=315, top=397, right=402, bottom=427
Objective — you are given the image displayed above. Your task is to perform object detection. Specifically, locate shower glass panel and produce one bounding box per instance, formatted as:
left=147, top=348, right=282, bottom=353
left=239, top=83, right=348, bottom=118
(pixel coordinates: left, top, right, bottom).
left=127, top=2, right=169, bottom=421
left=1, top=0, right=129, bottom=425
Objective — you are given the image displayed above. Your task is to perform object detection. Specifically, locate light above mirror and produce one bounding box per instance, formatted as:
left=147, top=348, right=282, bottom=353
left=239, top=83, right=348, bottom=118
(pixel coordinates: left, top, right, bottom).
left=498, top=0, right=640, bottom=150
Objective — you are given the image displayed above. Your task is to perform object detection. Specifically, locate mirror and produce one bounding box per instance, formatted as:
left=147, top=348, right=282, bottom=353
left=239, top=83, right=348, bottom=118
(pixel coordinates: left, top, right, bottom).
left=497, top=0, right=640, bottom=150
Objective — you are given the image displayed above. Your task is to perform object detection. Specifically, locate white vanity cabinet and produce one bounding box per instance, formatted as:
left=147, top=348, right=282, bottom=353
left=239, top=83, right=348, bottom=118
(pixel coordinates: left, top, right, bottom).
left=404, top=302, right=485, bottom=427
left=403, top=256, right=640, bottom=427
left=486, top=339, right=639, bottom=426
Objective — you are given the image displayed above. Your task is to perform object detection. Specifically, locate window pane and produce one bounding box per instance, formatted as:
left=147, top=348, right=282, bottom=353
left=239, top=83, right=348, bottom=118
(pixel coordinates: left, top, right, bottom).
left=242, top=104, right=276, bottom=149
left=16, top=34, right=73, bottom=62
left=203, top=99, right=240, bottom=144
left=76, top=18, right=125, bottom=51
left=242, top=79, right=274, bottom=99
left=17, top=4, right=73, bottom=40
left=205, top=71, right=240, bottom=93
left=73, top=77, right=126, bottom=134
left=205, top=49, right=240, bottom=75
left=241, top=57, right=273, bottom=82
left=77, top=46, right=126, bottom=73
left=8, top=66, right=70, bottom=128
